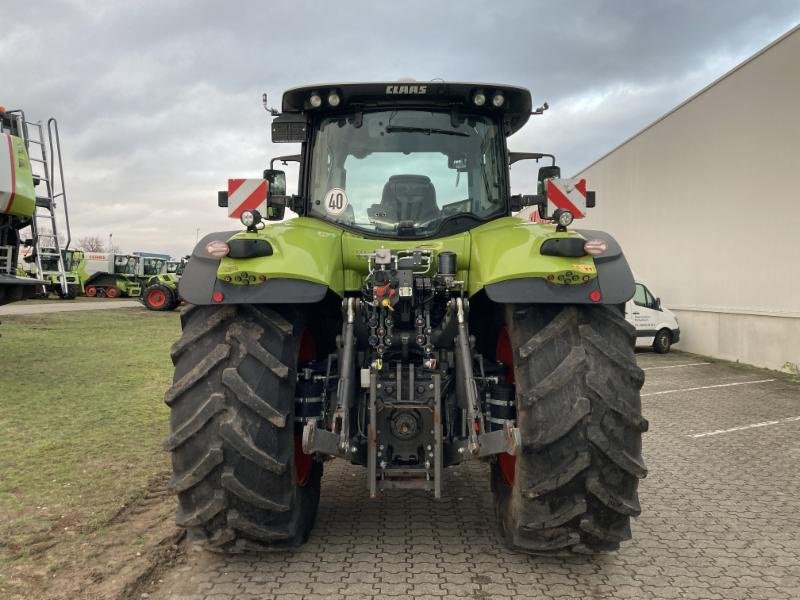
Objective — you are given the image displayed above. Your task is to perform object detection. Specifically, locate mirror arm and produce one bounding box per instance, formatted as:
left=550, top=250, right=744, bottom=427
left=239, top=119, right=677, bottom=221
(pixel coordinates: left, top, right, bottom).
left=510, top=194, right=545, bottom=212
left=270, top=194, right=305, bottom=215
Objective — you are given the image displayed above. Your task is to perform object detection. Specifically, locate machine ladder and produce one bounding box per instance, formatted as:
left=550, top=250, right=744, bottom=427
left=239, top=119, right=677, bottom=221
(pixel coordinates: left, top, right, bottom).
left=8, top=113, right=72, bottom=295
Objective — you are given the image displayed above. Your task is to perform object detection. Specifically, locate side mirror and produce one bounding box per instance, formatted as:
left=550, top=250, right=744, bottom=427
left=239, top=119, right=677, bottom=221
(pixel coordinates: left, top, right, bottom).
left=263, top=170, right=287, bottom=220
left=263, top=169, right=286, bottom=196
left=655, top=298, right=662, bottom=310
left=448, top=155, right=468, bottom=171
left=537, top=165, right=561, bottom=193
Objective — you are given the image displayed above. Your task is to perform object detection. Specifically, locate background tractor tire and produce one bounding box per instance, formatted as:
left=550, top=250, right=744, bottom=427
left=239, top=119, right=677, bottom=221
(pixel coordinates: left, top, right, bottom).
left=143, top=284, right=172, bottom=311
left=165, top=304, right=321, bottom=552
left=653, top=328, right=671, bottom=354
left=492, top=304, right=648, bottom=555
left=167, top=289, right=182, bottom=310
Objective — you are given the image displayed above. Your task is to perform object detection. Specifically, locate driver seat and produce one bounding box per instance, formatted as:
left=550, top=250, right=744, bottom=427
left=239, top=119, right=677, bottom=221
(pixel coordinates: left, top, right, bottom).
left=378, top=175, right=439, bottom=223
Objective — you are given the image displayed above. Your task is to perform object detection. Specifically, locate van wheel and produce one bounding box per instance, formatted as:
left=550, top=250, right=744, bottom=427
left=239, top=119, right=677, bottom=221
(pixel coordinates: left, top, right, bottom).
left=653, top=328, right=671, bottom=354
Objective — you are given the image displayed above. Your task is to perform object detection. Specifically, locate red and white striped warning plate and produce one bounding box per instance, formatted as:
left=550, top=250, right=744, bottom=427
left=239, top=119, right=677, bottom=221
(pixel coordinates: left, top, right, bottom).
left=546, top=178, right=587, bottom=218
left=228, top=179, right=268, bottom=219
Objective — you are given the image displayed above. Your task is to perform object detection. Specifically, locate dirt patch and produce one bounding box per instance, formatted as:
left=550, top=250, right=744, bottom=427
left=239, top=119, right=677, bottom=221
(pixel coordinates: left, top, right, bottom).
left=4, top=476, right=184, bottom=600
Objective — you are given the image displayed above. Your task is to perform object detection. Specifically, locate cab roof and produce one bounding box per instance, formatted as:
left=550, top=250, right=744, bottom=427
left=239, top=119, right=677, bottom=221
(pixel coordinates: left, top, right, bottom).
left=281, top=81, right=533, bottom=136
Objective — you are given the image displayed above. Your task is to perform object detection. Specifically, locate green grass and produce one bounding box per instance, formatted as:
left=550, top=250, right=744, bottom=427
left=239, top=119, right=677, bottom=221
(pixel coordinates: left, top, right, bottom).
left=0, top=308, right=180, bottom=566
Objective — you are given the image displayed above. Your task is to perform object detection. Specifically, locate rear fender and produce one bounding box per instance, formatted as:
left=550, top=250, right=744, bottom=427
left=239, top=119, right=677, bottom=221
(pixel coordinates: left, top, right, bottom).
left=179, top=222, right=343, bottom=305
left=472, top=219, right=634, bottom=304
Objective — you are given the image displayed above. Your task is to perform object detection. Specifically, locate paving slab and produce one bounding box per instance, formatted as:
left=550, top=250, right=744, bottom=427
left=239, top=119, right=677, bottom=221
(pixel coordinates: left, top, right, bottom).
left=147, top=350, right=800, bottom=600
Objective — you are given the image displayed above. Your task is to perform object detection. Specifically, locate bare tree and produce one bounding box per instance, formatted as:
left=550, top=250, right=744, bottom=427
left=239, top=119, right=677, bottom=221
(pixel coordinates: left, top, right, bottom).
left=77, top=235, right=106, bottom=251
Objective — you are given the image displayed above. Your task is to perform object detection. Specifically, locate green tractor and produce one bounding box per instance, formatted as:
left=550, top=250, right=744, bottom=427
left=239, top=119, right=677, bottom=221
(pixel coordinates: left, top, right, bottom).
left=139, top=256, right=183, bottom=311
left=166, top=82, right=647, bottom=555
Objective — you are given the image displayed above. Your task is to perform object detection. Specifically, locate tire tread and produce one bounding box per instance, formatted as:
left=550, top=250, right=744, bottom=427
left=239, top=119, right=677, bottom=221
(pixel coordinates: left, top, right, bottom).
left=493, top=304, right=647, bottom=555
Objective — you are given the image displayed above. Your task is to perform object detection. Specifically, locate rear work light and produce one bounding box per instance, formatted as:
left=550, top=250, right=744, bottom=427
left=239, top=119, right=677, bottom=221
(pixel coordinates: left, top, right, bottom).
left=205, top=240, right=230, bottom=258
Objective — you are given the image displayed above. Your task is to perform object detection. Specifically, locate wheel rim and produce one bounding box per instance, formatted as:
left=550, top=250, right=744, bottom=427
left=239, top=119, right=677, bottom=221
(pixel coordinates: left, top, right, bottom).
left=495, top=326, right=516, bottom=487
left=659, top=332, right=669, bottom=348
left=295, top=328, right=317, bottom=487
left=148, top=289, right=166, bottom=308
left=85, top=286, right=97, bottom=297
left=106, top=287, right=119, bottom=298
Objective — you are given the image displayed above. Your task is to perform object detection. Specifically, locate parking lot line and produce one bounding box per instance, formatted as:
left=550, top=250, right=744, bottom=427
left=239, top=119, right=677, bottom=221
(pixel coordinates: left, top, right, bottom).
left=690, top=415, right=800, bottom=438
left=641, top=362, right=711, bottom=371
left=641, top=378, right=775, bottom=397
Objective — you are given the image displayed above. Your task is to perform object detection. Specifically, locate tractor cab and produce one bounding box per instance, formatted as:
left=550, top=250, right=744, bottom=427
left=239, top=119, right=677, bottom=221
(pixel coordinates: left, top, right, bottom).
left=165, top=258, right=187, bottom=276
left=114, top=254, right=138, bottom=276
left=266, top=82, right=534, bottom=238
left=140, top=256, right=166, bottom=277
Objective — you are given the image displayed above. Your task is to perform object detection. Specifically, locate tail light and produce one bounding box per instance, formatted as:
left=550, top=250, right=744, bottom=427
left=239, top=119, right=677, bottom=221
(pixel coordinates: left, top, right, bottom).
left=205, top=241, right=230, bottom=258
left=584, top=239, right=608, bottom=256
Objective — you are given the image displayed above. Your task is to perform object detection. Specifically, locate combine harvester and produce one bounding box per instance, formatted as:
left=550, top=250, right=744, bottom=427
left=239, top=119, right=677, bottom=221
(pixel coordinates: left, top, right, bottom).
left=0, top=106, right=72, bottom=304
left=81, top=252, right=142, bottom=298
left=20, top=247, right=85, bottom=298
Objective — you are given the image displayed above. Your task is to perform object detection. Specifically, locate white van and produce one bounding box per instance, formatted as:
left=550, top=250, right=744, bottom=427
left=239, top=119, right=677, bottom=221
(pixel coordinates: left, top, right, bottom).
left=625, top=282, right=681, bottom=353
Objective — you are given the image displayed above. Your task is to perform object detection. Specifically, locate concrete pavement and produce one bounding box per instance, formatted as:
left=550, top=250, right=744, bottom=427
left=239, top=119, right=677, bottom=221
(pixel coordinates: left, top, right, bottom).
left=146, top=351, right=800, bottom=600
left=0, top=299, right=141, bottom=316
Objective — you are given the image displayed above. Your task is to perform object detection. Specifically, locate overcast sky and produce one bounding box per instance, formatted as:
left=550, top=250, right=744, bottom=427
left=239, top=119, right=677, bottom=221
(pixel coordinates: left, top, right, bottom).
left=2, top=0, right=798, bottom=257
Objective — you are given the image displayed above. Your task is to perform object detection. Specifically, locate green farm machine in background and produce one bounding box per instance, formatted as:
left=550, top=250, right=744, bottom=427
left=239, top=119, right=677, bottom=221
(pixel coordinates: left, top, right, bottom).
left=22, top=248, right=85, bottom=298
left=1, top=106, right=72, bottom=305
left=81, top=252, right=142, bottom=298
left=166, top=82, right=647, bottom=556
left=138, top=255, right=185, bottom=310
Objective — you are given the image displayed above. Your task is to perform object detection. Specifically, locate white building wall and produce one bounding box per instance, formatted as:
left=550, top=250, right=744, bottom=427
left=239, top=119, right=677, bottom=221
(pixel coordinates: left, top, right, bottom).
left=577, top=26, right=800, bottom=372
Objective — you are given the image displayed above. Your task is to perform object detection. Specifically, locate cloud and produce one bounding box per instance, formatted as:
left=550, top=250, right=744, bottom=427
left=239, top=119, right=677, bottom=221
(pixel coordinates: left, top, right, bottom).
left=2, top=0, right=798, bottom=256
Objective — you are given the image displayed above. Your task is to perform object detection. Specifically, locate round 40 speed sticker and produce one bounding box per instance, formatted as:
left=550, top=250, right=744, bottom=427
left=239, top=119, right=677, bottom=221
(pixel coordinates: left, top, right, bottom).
left=324, top=188, right=348, bottom=216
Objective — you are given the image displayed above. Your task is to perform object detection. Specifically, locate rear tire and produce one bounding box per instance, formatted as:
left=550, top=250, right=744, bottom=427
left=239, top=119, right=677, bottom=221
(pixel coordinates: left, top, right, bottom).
left=653, top=328, right=671, bottom=354
left=165, top=304, right=322, bottom=552
left=492, top=304, right=648, bottom=555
